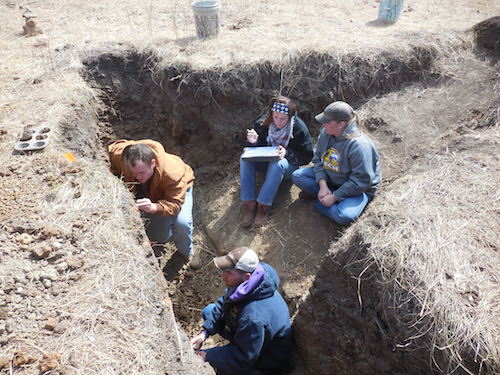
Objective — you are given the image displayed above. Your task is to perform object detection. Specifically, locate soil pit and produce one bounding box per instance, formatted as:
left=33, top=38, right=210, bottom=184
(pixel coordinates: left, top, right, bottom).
left=82, top=43, right=497, bottom=374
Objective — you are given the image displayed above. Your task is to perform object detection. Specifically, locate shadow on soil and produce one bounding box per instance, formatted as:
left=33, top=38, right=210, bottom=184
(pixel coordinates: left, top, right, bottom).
left=80, top=44, right=487, bottom=374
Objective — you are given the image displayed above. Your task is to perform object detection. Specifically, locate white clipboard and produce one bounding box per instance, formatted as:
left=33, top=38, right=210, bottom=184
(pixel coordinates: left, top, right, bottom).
left=241, top=146, right=280, bottom=162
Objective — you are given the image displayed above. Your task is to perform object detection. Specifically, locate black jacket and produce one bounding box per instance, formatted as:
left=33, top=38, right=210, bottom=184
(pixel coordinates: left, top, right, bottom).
left=246, top=114, right=313, bottom=166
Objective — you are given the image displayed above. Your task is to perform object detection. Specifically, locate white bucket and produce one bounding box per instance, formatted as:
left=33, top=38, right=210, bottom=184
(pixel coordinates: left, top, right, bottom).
left=378, top=0, right=404, bottom=23
left=191, top=1, right=220, bottom=39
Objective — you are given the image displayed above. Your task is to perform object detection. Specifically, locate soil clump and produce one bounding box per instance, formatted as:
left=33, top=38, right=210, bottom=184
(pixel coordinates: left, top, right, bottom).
left=1, top=1, right=498, bottom=374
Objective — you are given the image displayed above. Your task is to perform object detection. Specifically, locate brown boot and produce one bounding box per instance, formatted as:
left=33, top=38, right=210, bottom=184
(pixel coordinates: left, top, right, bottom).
left=241, top=201, right=257, bottom=228
left=254, top=203, right=270, bottom=227
left=299, top=190, right=316, bottom=200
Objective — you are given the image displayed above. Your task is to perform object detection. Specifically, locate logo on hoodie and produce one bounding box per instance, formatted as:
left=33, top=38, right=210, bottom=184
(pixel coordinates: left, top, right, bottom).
left=322, top=148, right=340, bottom=173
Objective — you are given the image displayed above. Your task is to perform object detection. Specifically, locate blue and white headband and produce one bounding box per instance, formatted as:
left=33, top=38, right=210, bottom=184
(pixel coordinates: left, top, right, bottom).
left=271, top=102, right=289, bottom=115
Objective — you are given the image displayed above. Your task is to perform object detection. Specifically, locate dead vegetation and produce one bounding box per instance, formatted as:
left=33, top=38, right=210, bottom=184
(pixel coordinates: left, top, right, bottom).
left=280, top=43, right=498, bottom=373
left=363, top=140, right=500, bottom=373
left=1, top=1, right=499, bottom=374
left=0, top=153, right=213, bottom=374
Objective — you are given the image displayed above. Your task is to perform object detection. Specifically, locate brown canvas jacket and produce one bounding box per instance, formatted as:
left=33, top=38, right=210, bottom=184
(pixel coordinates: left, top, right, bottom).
left=108, top=139, right=195, bottom=216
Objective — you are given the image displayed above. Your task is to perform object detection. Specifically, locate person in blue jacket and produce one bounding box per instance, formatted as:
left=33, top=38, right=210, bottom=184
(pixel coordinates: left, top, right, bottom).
left=240, top=96, right=313, bottom=227
left=191, top=247, right=292, bottom=375
left=292, top=101, right=381, bottom=225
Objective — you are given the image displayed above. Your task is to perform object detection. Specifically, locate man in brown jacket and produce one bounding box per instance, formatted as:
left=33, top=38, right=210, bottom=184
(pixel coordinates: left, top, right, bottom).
left=108, top=139, right=196, bottom=265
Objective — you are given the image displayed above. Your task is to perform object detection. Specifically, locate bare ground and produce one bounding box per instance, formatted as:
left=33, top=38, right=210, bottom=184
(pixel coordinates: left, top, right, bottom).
left=1, top=1, right=499, bottom=374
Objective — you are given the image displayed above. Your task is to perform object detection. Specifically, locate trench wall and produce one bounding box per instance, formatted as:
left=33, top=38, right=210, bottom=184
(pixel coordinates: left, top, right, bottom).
left=83, top=47, right=437, bottom=170
left=294, top=233, right=431, bottom=375
left=83, top=47, right=442, bottom=374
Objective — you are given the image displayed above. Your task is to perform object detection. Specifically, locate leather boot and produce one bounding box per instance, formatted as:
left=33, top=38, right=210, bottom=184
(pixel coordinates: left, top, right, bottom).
left=299, top=190, right=316, bottom=200
left=254, top=203, right=270, bottom=227
left=241, top=201, right=257, bottom=228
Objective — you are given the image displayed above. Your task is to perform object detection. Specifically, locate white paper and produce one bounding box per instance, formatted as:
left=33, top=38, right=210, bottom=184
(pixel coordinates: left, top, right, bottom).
left=241, top=146, right=280, bottom=161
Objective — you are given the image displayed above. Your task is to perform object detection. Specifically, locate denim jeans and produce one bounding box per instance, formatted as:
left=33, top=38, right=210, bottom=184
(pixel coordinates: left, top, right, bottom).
left=144, top=187, right=193, bottom=257
left=292, top=167, right=369, bottom=225
left=240, top=158, right=298, bottom=206
left=202, top=303, right=216, bottom=321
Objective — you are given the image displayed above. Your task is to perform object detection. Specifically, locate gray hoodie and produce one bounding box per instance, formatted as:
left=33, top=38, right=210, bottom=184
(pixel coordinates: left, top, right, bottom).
left=313, top=121, right=381, bottom=200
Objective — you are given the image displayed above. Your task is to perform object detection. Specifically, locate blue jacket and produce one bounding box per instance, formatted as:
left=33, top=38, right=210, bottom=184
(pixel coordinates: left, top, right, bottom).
left=203, top=263, right=292, bottom=374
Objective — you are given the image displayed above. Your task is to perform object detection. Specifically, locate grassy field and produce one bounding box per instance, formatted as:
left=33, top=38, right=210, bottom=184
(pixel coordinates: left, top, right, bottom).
left=0, top=1, right=498, bottom=374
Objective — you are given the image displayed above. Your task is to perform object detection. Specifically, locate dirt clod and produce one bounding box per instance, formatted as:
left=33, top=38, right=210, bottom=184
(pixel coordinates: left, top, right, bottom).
left=13, top=350, right=37, bottom=367
left=22, top=17, right=42, bottom=36
left=0, top=357, right=9, bottom=369
left=31, top=245, right=51, bottom=259
left=39, top=353, right=61, bottom=373
left=17, top=233, right=33, bottom=245
left=41, top=227, right=62, bottom=239
left=44, top=317, right=58, bottom=331
left=474, top=16, right=500, bottom=56
left=66, top=256, right=83, bottom=270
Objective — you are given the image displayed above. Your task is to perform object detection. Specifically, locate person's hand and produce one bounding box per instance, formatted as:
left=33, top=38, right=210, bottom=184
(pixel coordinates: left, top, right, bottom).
left=246, top=129, right=258, bottom=144
left=194, top=350, right=207, bottom=361
left=319, top=193, right=337, bottom=207
left=191, top=333, right=206, bottom=350
left=277, top=145, right=286, bottom=159
left=317, top=186, right=332, bottom=201
left=136, top=198, right=157, bottom=214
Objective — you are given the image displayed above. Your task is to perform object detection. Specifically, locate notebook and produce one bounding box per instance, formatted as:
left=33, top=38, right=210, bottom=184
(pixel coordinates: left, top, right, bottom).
left=241, top=146, right=280, bottom=162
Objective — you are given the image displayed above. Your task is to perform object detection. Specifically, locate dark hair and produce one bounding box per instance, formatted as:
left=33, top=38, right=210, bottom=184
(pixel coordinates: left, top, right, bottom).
left=122, top=144, right=156, bottom=167
left=262, top=96, right=297, bottom=127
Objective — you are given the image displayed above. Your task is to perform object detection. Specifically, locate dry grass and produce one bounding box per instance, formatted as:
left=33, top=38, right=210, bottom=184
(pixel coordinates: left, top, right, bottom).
left=358, top=127, right=500, bottom=373
left=1, top=1, right=496, bottom=145
left=1, top=1, right=499, bottom=374
left=0, top=153, right=210, bottom=374
left=52, top=225, right=184, bottom=372
left=2, top=1, right=498, bottom=71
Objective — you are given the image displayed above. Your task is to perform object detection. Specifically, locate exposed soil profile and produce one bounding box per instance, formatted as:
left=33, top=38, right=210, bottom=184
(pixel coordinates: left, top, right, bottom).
left=1, top=2, right=499, bottom=375
left=81, top=37, right=499, bottom=375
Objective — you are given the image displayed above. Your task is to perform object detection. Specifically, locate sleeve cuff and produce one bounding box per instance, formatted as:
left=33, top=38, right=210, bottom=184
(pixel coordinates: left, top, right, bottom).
left=333, top=190, right=345, bottom=201
left=315, top=173, right=327, bottom=183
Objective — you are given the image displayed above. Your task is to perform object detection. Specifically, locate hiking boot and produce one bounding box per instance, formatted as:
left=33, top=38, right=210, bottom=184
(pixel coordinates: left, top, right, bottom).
left=163, top=252, right=188, bottom=281
left=298, top=191, right=316, bottom=200
left=241, top=200, right=257, bottom=228
left=152, top=244, right=166, bottom=264
left=254, top=203, right=270, bottom=227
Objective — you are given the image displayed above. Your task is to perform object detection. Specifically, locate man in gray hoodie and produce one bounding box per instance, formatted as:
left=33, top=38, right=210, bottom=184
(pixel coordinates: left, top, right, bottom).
left=292, top=101, right=380, bottom=225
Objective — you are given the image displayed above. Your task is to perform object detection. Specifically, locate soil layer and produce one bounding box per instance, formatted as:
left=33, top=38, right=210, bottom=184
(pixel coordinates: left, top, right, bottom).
left=83, top=41, right=498, bottom=374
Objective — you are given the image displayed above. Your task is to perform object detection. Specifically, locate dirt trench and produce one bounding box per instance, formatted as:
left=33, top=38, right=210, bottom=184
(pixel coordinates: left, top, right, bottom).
left=80, top=43, right=494, bottom=374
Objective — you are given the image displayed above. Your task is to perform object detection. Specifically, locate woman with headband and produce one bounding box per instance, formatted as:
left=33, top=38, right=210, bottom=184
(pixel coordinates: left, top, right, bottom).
left=240, top=96, right=313, bottom=227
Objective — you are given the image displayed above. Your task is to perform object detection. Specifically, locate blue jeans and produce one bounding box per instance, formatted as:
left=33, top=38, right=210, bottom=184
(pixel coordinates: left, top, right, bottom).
left=202, top=303, right=216, bottom=321
left=240, top=158, right=298, bottom=206
left=144, top=187, right=193, bottom=257
left=292, top=167, right=369, bottom=225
